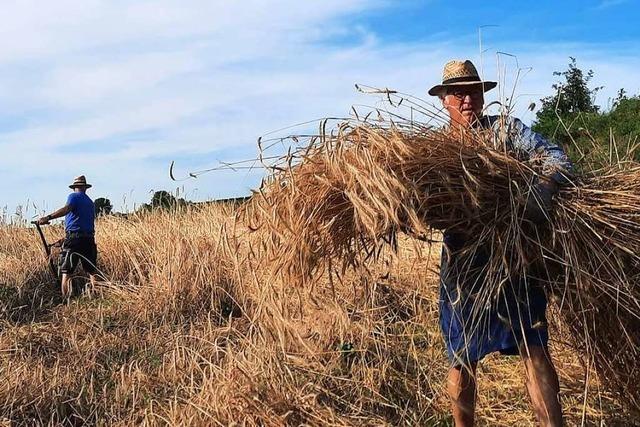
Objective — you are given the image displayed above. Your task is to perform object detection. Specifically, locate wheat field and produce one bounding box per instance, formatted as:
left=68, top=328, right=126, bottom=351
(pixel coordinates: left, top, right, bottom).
left=0, top=204, right=633, bottom=426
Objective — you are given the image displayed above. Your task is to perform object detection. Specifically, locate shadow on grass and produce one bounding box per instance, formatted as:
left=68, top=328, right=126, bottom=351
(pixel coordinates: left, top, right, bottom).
left=0, top=266, right=93, bottom=325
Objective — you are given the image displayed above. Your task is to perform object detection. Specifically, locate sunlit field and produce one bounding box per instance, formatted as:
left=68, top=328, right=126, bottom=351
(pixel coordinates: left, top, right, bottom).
left=0, top=204, right=631, bottom=426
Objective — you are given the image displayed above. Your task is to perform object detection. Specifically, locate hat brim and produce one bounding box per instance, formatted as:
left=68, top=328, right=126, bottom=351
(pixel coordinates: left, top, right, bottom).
left=428, top=80, right=497, bottom=97
left=69, top=184, right=92, bottom=189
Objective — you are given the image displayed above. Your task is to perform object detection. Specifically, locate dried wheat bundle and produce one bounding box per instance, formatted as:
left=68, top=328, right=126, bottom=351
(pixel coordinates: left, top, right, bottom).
left=548, top=164, right=640, bottom=410
left=244, top=124, right=536, bottom=280
left=242, top=119, right=640, bottom=411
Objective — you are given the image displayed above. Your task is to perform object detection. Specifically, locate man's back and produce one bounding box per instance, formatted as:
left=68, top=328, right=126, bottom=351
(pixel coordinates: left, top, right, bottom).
left=64, top=192, right=95, bottom=233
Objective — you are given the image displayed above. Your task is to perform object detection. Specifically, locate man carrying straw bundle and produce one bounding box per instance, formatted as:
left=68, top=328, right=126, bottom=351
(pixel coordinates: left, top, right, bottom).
left=428, top=60, right=571, bottom=427
left=37, top=175, right=99, bottom=298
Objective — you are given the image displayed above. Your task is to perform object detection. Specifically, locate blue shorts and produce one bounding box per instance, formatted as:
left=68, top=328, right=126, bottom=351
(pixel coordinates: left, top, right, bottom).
left=439, top=232, right=548, bottom=366
left=59, top=236, right=98, bottom=275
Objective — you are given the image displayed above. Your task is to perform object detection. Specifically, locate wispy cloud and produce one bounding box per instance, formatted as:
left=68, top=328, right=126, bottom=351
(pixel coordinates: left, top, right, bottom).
left=0, top=1, right=638, bottom=215
left=594, top=0, right=628, bottom=10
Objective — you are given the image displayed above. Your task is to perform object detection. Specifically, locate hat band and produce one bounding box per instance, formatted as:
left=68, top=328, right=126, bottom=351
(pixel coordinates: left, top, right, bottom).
left=442, top=75, right=482, bottom=85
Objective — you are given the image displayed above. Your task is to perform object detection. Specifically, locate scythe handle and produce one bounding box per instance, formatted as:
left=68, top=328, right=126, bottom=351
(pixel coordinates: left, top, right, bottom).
left=31, top=221, right=60, bottom=283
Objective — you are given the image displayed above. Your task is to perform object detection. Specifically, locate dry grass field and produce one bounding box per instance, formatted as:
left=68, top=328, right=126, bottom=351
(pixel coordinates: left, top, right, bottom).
left=0, top=204, right=635, bottom=425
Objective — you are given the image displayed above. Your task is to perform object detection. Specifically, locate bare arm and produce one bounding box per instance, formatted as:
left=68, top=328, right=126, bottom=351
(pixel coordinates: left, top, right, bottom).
left=538, top=175, right=559, bottom=193
left=37, top=205, right=72, bottom=225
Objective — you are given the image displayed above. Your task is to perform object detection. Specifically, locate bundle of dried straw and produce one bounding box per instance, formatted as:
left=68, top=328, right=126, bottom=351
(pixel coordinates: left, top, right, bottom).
left=242, top=115, right=640, bottom=412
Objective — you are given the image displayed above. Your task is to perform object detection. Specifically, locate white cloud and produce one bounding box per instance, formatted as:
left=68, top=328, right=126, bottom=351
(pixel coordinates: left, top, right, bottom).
left=593, top=0, right=628, bottom=10
left=0, top=1, right=639, bottom=215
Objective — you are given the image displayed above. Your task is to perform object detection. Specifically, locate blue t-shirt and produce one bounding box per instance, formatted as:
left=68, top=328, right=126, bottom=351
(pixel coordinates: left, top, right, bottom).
left=64, top=192, right=95, bottom=233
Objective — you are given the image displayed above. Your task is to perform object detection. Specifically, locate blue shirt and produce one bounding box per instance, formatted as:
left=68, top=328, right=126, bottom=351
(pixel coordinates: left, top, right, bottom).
left=64, top=192, right=95, bottom=233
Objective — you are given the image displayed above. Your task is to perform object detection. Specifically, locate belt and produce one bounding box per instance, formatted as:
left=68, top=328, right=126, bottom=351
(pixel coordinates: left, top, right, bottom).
left=65, top=231, right=95, bottom=239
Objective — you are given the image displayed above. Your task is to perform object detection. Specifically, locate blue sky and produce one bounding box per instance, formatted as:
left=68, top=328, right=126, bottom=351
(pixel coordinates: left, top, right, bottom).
left=1, top=0, right=639, bottom=218
left=359, top=0, right=640, bottom=45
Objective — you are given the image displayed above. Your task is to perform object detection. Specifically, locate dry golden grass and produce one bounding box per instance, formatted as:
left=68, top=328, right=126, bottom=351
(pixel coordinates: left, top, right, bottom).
left=0, top=204, right=634, bottom=425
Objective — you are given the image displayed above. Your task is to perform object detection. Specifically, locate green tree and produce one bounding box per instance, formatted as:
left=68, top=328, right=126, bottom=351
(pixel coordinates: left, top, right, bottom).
left=533, top=57, right=602, bottom=148
left=551, top=57, right=600, bottom=115
left=533, top=58, right=640, bottom=167
left=94, top=197, right=113, bottom=216
left=136, top=191, right=192, bottom=213
left=606, top=95, right=640, bottom=137
left=151, top=190, right=176, bottom=210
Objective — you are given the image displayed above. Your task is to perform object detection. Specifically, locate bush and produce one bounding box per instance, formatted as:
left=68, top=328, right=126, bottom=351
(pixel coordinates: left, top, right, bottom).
left=533, top=58, right=640, bottom=166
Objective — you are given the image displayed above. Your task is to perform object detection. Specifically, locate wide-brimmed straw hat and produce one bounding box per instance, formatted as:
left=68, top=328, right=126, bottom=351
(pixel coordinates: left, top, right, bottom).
left=69, top=175, right=92, bottom=189
left=428, top=59, right=497, bottom=97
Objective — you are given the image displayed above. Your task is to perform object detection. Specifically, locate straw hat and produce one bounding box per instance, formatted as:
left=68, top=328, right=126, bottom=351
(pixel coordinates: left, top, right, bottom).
left=69, top=175, right=92, bottom=189
left=428, top=60, right=497, bottom=97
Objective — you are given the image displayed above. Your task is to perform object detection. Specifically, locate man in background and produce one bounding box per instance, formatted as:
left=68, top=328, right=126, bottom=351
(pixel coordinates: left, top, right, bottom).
left=38, top=175, right=99, bottom=298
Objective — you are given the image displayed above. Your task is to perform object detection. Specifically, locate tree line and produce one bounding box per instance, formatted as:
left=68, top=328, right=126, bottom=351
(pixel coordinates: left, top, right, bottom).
left=94, top=191, right=250, bottom=216
left=94, top=191, right=192, bottom=217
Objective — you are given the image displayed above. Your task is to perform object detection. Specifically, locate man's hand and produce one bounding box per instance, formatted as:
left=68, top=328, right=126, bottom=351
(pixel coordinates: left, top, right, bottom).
left=37, top=215, right=51, bottom=225
left=525, top=178, right=558, bottom=225
left=36, top=205, right=70, bottom=225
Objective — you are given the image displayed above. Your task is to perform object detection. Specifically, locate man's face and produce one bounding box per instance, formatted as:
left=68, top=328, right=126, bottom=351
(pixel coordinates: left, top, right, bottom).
left=441, top=86, right=484, bottom=127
